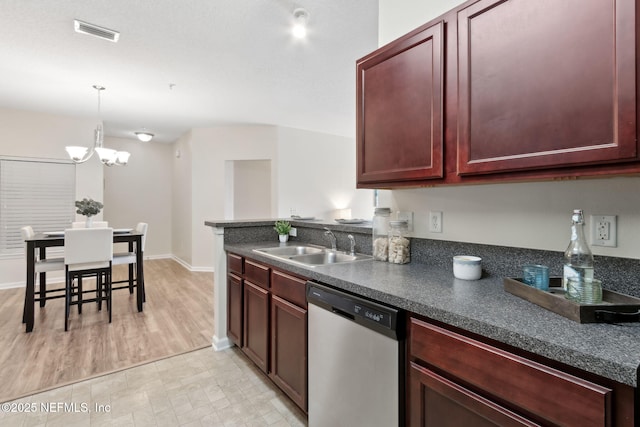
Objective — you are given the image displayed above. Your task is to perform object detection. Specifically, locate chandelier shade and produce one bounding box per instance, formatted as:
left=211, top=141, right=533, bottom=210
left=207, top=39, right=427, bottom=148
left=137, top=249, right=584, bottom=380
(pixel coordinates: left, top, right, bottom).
left=65, top=86, right=130, bottom=166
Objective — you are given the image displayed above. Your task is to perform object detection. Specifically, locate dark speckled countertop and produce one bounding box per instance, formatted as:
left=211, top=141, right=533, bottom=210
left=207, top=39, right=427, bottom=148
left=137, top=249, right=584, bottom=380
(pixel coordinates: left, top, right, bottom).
left=225, top=240, right=640, bottom=388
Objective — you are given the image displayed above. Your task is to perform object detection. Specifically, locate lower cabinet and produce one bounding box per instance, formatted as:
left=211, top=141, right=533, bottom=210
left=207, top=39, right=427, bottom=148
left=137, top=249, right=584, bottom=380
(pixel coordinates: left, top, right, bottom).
left=243, top=280, right=270, bottom=373
left=409, top=361, right=537, bottom=427
left=226, top=253, right=308, bottom=412
left=271, top=295, right=307, bottom=410
left=408, top=317, right=635, bottom=427
left=227, top=273, right=243, bottom=347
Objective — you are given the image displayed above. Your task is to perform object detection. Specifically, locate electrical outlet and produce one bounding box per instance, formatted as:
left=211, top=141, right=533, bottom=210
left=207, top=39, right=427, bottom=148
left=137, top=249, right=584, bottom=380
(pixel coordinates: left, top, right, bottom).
left=591, top=215, right=617, bottom=247
left=290, top=227, right=297, bottom=237
left=429, top=211, right=443, bottom=233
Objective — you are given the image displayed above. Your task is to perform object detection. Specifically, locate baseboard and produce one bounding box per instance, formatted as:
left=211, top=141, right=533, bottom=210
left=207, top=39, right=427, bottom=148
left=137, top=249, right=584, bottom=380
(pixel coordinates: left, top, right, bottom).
left=212, top=335, right=232, bottom=351
left=0, top=281, right=32, bottom=290
left=0, top=255, right=214, bottom=289
left=171, top=255, right=214, bottom=273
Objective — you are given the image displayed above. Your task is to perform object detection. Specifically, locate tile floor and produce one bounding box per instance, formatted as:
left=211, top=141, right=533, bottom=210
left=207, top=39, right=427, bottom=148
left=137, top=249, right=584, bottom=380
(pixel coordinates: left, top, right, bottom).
left=0, top=347, right=308, bottom=426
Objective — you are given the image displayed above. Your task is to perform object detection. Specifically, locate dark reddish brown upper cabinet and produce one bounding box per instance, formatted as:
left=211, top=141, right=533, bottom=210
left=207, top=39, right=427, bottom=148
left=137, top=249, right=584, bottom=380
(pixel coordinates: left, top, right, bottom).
left=456, top=0, right=637, bottom=176
left=227, top=272, right=243, bottom=347
left=356, top=21, right=444, bottom=187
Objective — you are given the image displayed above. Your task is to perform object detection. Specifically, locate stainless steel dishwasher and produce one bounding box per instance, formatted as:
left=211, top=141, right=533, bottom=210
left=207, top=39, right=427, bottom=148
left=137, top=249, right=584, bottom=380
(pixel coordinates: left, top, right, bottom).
left=306, top=281, right=404, bottom=427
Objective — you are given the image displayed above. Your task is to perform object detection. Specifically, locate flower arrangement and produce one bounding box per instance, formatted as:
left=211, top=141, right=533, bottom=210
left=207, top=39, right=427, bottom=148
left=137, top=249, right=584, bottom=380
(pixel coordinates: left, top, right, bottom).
left=273, top=220, right=292, bottom=235
left=75, top=198, right=103, bottom=217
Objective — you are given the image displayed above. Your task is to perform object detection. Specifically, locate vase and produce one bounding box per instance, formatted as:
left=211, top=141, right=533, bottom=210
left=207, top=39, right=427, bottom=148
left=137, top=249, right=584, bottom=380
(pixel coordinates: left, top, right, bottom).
left=279, top=234, right=289, bottom=243
left=85, top=216, right=93, bottom=228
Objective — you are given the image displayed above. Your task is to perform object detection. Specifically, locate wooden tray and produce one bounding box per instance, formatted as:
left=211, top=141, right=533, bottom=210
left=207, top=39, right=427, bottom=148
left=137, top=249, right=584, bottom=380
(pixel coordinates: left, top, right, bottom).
left=503, top=277, right=640, bottom=323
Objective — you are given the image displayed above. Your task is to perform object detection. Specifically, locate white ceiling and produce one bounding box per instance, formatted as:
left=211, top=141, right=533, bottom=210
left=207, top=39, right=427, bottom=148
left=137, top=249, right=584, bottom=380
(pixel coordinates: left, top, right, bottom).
left=0, top=0, right=379, bottom=143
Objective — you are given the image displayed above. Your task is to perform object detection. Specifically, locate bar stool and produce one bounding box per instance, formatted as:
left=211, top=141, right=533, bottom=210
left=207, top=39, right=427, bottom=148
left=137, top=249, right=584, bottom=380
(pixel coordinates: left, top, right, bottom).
left=112, top=222, right=148, bottom=300
left=20, top=226, right=65, bottom=323
left=64, top=227, right=113, bottom=331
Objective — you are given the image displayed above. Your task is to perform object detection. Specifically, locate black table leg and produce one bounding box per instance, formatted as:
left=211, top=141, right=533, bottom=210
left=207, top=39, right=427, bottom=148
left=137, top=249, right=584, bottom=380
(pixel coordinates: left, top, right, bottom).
left=25, top=241, right=36, bottom=332
left=136, top=236, right=144, bottom=312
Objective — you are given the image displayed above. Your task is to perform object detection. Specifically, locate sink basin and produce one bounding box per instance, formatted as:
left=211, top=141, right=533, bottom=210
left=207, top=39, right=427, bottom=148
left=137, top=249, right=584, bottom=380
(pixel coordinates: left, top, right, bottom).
left=253, top=245, right=372, bottom=267
left=254, top=245, right=324, bottom=257
left=289, top=251, right=370, bottom=265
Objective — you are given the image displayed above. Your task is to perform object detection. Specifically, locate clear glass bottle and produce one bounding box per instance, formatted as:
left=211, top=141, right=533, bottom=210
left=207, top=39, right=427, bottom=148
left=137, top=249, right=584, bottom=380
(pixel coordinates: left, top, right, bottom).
left=563, top=209, right=594, bottom=290
left=372, top=207, right=391, bottom=261
left=388, top=220, right=410, bottom=264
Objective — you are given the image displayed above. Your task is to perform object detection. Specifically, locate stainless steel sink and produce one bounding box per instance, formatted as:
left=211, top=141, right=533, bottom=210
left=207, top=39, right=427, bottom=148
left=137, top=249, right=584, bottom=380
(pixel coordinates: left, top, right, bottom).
left=253, top=245, right=372, bottom=267
left=255, top=245, right=324, bottom=257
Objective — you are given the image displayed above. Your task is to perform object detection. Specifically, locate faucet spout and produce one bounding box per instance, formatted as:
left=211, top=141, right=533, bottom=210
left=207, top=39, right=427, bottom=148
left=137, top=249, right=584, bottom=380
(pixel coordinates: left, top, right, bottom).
left=323, top=227, right=337, bottom=251
left=348, top=234, right=356, bottom=256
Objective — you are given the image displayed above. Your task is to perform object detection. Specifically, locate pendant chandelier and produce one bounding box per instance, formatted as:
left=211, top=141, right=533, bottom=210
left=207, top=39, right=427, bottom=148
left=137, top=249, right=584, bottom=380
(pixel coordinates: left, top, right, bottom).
left=65, top=85, right=130, bottom=166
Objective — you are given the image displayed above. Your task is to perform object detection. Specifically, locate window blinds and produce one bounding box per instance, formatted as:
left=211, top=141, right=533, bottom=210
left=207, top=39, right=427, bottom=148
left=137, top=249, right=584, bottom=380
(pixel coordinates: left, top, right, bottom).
left=0, top=158, right=75, bottom=254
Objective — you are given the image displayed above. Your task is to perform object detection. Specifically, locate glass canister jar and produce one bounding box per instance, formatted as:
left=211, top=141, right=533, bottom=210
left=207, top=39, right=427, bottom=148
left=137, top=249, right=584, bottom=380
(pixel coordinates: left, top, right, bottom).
left=372, top=207, right=391, bottom=261
left=388, top=220, right=410, bottom=264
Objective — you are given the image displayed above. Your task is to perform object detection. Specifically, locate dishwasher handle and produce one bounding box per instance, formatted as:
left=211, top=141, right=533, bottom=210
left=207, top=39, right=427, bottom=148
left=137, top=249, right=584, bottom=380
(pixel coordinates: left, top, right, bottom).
left=332, top=307, right=355, bottom=321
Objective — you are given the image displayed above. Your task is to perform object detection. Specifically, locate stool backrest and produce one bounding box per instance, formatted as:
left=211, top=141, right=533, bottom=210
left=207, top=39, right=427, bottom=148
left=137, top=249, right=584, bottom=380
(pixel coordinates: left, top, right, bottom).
left=64, top=228, right=113, bottom=266
left=136, top=222, right=149, bottom=252
left=72, top=221, right=109, bottom=228
left=21, top=226, right=35, bottom=240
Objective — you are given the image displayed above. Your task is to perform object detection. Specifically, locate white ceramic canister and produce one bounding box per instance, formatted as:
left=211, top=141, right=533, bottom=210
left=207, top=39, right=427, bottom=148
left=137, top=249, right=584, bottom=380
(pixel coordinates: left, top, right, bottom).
left=453, top=256, right=482, bottom=280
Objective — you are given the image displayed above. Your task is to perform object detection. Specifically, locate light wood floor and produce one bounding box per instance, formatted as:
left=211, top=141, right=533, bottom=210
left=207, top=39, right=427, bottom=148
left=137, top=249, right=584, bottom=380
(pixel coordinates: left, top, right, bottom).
left=0, top=258, right=214, bottom=403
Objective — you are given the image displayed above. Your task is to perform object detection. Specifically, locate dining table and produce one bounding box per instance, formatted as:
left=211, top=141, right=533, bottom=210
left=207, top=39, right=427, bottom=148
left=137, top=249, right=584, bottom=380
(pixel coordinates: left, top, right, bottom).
left=23, top=229, right=144, bottom=333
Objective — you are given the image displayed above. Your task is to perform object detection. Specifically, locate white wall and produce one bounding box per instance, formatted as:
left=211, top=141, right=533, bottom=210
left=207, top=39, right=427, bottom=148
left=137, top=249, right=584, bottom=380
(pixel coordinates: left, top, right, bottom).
left=189, top=125, right=280, bottom=270
left=172, top=131, right=194, bottom=267
left=379, top=0, right=640, bottom=260
left=0, top=108, right=104, bottom=287
left=276, top=127, right=374, bottom=220
left=379, top=0, right=465, bottom=45
left=103, top=136, right=173, bottom=257
left=232, top=160, right=272, bottom=220
left=178, top=125, right=374, bottom=271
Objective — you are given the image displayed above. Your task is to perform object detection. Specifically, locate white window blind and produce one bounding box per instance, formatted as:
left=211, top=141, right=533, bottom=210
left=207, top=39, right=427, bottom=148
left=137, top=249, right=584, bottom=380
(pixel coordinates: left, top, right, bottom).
left=0, top=158, right=75, bottom=254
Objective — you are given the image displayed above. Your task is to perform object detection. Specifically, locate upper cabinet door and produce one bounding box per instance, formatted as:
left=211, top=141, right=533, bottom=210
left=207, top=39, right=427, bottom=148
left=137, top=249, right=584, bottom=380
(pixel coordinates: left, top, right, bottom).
left=457, top=0, right=637, bottom=176
left=357, top=21, right=444, bottom=186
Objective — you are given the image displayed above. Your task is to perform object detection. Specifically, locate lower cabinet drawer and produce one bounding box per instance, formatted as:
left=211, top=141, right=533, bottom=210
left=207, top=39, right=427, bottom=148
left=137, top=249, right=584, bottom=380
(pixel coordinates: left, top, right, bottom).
left=245, top=259, right=270, bottom=289
left=227, top=253, right=243, bottom=275
left=409, top=318, right=612, bottom=427
left=271, top=269, right=307, bottom=308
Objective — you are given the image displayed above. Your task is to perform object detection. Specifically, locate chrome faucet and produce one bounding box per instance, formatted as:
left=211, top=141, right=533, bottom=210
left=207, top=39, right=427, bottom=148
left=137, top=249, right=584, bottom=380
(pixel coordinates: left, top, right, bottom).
left=348, top=234, right=356, bottom=256
left=323, top=227, right=337, bottom=251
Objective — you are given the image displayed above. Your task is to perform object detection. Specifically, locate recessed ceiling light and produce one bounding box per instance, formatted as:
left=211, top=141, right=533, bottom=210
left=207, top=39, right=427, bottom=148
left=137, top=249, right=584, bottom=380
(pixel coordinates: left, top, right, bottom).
left=74, top=19, right=120, bottom=42
left=292, top=8, right=309, bottom=39
left=135, top=131, right=154, bottom=142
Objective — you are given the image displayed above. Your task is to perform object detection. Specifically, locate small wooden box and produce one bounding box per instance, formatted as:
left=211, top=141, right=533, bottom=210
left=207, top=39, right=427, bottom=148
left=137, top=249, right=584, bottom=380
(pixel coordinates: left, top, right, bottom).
left=503, top=277, right=640, bottom=323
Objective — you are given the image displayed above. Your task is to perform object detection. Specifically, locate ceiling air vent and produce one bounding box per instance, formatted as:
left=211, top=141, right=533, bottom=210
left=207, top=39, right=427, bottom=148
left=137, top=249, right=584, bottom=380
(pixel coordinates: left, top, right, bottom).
left=74, top=19, right=120, bottom=42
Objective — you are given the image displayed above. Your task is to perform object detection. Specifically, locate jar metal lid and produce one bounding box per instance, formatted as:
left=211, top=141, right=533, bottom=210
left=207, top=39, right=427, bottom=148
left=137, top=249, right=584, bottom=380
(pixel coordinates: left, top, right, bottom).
left=374, top=207, right=391, bottom=215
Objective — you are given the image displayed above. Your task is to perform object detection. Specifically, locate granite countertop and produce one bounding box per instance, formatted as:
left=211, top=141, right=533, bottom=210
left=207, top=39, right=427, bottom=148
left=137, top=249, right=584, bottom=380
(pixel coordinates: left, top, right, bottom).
left=225, top=240, right=640, bottom=388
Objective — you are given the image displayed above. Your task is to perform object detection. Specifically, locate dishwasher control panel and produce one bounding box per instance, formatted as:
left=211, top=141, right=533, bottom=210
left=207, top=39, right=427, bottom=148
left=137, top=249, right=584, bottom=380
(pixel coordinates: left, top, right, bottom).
left=306, top=281, right=401, bottom=339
